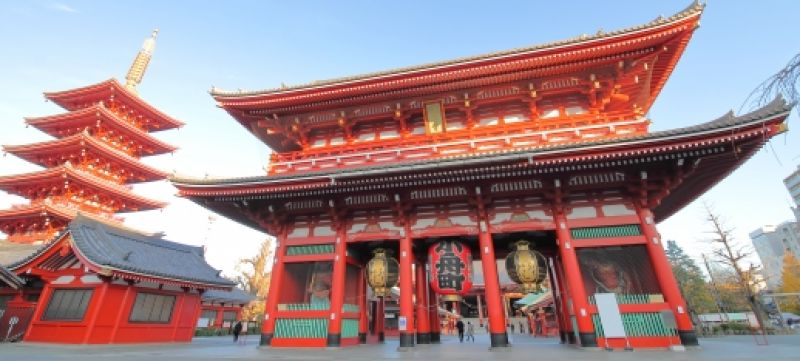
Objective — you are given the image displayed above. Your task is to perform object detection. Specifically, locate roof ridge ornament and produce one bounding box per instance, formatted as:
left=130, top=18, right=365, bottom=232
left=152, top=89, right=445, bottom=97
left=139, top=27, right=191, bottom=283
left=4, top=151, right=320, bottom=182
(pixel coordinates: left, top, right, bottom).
left=124, top=29, right=159, bottom=94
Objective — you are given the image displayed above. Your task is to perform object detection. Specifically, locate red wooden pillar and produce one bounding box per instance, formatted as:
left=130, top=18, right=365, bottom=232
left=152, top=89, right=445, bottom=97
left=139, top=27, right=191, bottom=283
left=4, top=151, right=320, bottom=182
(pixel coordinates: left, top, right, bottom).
left=477, top=293, right=484, bottom=327
left=377, top=297, right=385, bottom=342
left=477, top=222, right=509, bottom=348
left=553, top=210, right=597, bottom=347
left=398, top=230, right=416, bottom=348
left=327, top=228, right=347, bottom=346
left=551, top=257, right=571, bottom=344
left=261, top=230, right=288, bottom=346
left=414, top=260, right=431, bottom=344
left=214, top=307, right=224, bottom=328
left=170, top=289, right=188, bottom=341
left=109, top=283, right=134, bottom=342
left=636, top=205, right=698, bottom=346
left=428, top=285, right=441, bottom=343
left=82, top=281, right=109, bottom=343
left=358, top=265, right=368, bottom=344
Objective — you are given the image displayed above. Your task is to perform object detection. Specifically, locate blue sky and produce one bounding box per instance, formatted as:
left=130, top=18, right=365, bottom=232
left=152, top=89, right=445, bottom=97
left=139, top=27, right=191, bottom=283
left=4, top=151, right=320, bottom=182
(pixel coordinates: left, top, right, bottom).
left=1, top=1, right=799, bottom=275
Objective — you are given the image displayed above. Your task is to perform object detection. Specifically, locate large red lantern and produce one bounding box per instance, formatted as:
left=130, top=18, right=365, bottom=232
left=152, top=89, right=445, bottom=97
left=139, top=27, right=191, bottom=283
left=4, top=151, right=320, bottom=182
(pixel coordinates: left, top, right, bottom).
left=428, top=240, right=473, bottom=300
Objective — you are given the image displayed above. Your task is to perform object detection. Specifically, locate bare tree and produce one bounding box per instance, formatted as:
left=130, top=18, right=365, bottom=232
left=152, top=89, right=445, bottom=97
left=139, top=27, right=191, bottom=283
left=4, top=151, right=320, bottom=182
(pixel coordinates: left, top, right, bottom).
left=742, top=52, right=800, bottom=111
left=702, top=203, right=768, bottom=336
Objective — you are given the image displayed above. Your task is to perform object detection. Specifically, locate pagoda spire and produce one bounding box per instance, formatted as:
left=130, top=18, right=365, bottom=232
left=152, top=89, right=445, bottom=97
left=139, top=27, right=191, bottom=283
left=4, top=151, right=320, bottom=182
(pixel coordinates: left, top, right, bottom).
left=124, top=29, right=158, bottom=93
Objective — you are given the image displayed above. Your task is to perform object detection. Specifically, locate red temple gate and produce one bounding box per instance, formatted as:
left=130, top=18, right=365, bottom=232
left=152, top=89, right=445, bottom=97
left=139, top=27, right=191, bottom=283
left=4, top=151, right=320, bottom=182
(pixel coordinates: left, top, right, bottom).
left=173, top=2, right=793, bottom=350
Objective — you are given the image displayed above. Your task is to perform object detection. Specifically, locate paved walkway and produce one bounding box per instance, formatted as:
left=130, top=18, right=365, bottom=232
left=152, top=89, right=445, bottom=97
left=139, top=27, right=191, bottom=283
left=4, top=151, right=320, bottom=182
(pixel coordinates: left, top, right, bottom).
left=0, top=334, right=798, bottom=360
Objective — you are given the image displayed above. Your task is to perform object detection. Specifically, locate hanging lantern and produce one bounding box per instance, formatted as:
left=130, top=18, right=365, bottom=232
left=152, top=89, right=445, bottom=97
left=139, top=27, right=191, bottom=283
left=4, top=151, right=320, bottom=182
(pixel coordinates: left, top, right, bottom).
left=505, top=240, right=547, bottom=293
left=366, top=248, right=399, bottom=297
left=429, top=240, right=473, bottom=301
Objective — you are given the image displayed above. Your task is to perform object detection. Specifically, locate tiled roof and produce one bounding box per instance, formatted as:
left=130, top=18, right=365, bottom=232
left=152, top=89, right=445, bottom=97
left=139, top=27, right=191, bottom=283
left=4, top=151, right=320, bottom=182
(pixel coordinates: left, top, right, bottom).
left=202, top=287, right=256, bottom=304
left=8, top=216, right=235, bottom=288
left=0, top=265, right=24, bottom=289
left=212, top=1, right=704, bottom=97
left=66, top=216, right=235, bottom=287
left=172, top=96, right=793, bottom=188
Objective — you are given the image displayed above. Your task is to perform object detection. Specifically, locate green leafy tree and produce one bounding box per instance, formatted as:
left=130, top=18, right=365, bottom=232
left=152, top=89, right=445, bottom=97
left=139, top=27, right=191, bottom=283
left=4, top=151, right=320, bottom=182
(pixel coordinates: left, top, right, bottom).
left=778, top=253, right=800, bottom=314
left=665, top=240, right=716, bottom=315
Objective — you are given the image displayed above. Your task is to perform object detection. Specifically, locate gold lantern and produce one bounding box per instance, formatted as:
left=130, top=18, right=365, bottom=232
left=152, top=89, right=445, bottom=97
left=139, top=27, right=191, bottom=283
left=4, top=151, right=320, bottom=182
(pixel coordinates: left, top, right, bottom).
left=366, top=248, right=399, bottom=297
left=505, top=241, right=547, bottom=293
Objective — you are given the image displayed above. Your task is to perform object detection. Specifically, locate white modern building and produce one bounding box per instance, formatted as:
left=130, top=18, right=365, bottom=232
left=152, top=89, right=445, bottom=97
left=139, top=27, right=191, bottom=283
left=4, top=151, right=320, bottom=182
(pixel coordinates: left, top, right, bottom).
left=749, top=222, right=800, bottom=290
left=783, top=166, right=800, bottom=220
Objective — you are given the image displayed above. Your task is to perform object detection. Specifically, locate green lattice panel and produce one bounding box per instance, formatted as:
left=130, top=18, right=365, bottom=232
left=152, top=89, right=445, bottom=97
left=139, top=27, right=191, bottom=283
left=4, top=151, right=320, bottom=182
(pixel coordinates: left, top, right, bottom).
left=571, top=224, right=641, bottom=239
left=274, top=318, right=328, bottom=338
left=279, top=303, right=330, bottom=311
left=342, top=304, right=359, bottom=313
left=286, top=244, right=335, bottom=256
left=591, top=312, right=676, bottom=338
left=342, top=319, right=359, bottom=338
left=588, top=294, right=662, bottom=305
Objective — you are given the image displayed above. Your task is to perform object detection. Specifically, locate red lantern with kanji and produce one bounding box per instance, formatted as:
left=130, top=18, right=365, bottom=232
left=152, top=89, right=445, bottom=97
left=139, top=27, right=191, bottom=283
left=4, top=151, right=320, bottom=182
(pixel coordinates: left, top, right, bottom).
left=429, top=240, right=473, bottom=300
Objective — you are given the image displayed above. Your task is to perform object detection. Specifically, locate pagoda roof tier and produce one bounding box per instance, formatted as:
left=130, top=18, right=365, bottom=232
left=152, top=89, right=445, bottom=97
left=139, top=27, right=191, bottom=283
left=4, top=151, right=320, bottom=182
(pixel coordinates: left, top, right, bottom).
left=43, top=78, right=184, bottom=131
left=24, top=104, right=177, bottom=156
left=3, top=131, right=169, bottom=183
left=212, top=2, right=703, bottom=151
left=172, top=97, right=793, bottom=228
left=0, top=164, right=166, bottom=212
left=8, top=215, right=236, bottom=290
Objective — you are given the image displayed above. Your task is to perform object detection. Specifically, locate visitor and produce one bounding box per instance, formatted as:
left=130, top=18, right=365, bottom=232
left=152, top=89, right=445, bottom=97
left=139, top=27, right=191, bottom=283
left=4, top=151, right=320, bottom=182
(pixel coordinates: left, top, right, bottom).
left=509, top=322, right=515, bottom=334
left=519, top=320, right=526, bottom=334
left=466, top=321, right=475, bottom=342
left=233, top=320, right=243, bottom=342
left=456, top=319, right=465, bottom=342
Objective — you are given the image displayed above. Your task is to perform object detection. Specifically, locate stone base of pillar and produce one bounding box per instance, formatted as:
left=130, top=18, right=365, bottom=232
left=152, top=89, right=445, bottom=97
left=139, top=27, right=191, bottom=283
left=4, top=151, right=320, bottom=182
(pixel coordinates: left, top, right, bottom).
left=678, top=330, right=699, bottom=346
left=429, top=332, right=441, bottom=344
left=578, top=332, right=598, bottom=347
left=416, top=332, right=431, bottom=344
left=559, top=331, right=568, bottom=344
left=567, top=331, right=576, bottom=344
left=398, top=332, right=415, bottom=349
left=358, top=332, right=367, bottom=344
left=489, top=332, right=509, bottom=348
left=260, top=333, right=272, bottom=346
left=326, top=333, right=341, bottom=347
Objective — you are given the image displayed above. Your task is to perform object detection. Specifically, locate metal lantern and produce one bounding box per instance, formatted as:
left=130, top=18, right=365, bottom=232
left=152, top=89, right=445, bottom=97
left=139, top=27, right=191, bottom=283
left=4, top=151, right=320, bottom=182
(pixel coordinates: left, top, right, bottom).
left=429, top=240, right=473, bottom=301
left=505, top=240, right=547, bottom=292
left=366, top=248, right=399, bottom=297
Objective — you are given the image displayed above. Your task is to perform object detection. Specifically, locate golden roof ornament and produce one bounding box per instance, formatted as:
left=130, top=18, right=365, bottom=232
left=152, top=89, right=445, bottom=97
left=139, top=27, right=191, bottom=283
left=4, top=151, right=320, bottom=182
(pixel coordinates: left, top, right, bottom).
left=124, top=29, right=159, bottom=94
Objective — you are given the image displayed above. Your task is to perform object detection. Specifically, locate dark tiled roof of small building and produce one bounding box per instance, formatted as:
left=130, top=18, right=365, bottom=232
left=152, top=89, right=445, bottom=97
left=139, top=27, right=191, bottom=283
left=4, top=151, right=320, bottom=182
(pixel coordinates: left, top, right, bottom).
left=66, top=216, right=235, bottom=287
left=202, top=287, right=256, bottom=305
left=0, top=265, right=24, bottom=289
left=9, top=216, right=235, bottom=288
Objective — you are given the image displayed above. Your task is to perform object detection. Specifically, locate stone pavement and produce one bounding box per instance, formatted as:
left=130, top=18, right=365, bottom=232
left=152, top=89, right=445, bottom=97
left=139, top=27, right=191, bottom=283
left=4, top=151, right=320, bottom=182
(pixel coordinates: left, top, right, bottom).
left=0, top=334, right=797, bottom=361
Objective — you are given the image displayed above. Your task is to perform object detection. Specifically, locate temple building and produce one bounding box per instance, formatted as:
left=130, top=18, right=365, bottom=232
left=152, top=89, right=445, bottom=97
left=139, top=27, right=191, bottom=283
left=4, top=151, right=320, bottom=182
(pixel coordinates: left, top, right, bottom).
left=0, top=216, right=235, bottom=343
left=0, top=30, right=181, bottom=245
left=171, top=2, right=792, bottom=350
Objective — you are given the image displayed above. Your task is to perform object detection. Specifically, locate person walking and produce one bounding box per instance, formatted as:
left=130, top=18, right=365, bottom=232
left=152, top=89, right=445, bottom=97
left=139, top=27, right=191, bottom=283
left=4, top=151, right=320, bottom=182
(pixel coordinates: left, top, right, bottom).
left=465, top=321, right=475, bottom=343
left=456, top=319, right=465, bottom=343
left=233, top=320, right=243, bottom=342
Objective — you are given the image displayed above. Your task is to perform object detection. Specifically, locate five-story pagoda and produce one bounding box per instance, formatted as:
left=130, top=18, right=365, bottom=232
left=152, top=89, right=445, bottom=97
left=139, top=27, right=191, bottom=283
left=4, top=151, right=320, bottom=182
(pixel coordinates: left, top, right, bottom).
left=0, top=30, right=182, bottom=244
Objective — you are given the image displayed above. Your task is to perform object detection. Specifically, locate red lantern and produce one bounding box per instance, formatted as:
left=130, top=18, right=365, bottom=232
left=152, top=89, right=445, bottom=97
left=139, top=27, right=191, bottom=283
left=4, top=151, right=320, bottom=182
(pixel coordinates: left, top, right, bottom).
left=428, top=240, right=473, bottom=300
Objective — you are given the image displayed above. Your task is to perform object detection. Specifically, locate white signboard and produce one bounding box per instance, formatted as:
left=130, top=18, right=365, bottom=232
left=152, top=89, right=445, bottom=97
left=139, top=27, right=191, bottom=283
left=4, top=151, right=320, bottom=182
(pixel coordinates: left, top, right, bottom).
left=595, top=293, right=626, bottom=338
left=398, top=316, right=407, bottom=331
